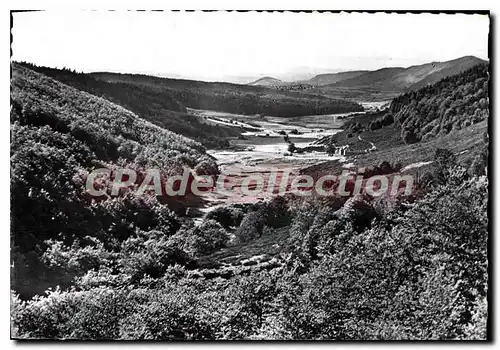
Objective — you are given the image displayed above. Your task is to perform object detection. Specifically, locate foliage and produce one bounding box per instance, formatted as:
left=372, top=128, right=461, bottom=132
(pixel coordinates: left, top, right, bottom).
left=368, top=113, right=394, bottom=131
left=391, top=64, right=489, bottom=143
left=235, top=211, right=266, bottom=243
left=119, top=229, right=190, bottom=281
left=15, top=62, right=242, bottom=148
left=204, top=205, right=245, bottom=229
left=169, top=220, right=230, bottom=258
left=11, top=63, right=489, bottom=340
left=12, top=170, right=489, bottom=339
left=11, top=64, right=203, bottom=297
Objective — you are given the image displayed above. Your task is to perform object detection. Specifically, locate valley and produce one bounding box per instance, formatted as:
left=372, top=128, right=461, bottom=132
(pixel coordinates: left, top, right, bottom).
left=186, top=108, right=368, bottom=212
left=10, top=57, right=490, bottom=341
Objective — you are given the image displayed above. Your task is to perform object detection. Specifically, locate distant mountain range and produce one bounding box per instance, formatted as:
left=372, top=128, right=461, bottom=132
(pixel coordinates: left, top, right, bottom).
left=248, top=72, right=369, bottom=87
left=248, top=76, right=286, bottom=86
left=303, top=71, right=369, bottom=86
left=331, top=56, right=487, bottom=91
left=248, top=56, right=488, bottom=97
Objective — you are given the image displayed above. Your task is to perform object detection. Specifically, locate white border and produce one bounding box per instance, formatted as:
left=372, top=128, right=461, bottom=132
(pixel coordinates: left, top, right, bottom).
left=1, top=1, right=497, bottom=349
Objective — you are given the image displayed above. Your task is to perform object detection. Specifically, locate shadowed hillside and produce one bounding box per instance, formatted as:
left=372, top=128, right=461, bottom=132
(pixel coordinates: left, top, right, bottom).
left=89, top=71, right=363, bottom=116
left=391, top=63, right=489, bottom=143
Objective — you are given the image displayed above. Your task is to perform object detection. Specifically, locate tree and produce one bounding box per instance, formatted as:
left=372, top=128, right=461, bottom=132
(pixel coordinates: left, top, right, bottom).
left=235, top=211, right=265, bottom=243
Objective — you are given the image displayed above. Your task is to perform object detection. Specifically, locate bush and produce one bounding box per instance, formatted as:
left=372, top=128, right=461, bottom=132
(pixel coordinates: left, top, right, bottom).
left=377, top=160, right=393, bottom=174
left=369, top=120, right=382, bottom=130
left=235, top=211, right=265, bottom=243
left=263, top=197, right=291, bottom=228
left=120, top=230, right=190, bottom=280
left=432, top=148, right=458, bottom=185
left=170, top=220, right=229, bottom=258
left=468, top=145, right=488, bottom=177
left=380, top=113, right=394, bottom=126
left=401, top=129, right=419, bottom=144
left=338, top=195, right=377, bottom=232
left=205, top=206, right=245, bottom=229
left=194, top=159, right=219, bottom=176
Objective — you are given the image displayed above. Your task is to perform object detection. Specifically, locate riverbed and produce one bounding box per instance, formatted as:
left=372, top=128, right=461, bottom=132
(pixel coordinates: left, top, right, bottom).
left=187, top=108, right=365, bottom=213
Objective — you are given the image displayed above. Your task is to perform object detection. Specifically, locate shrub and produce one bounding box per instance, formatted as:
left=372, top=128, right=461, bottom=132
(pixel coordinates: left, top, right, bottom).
left=119, top=230, right=190, bottom=280
left=205, top=206, right=245, bottom=229
left=235, top=211, right=265, bottom=243
left=338, top=195, right=377, bottom=232
left=401, top=129, right=419, bottom=144
left=468, top=145, right=488, bottom=177
left=369, top=120, right=382, bottom=130
left=380, top=113, right=394, bottom=126
left=170, top=220, right=229, bottom=257
left=263, top=197, right=291, bottom=228
left=194, top=159, right=219, bottom=176
left=432, top=148, right=458, bottom=185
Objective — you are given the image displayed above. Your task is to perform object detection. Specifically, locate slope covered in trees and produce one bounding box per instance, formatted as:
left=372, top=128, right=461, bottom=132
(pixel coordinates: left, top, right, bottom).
left=14, top=62, right=241, bottom=148
left=390, top=63, right=489, bottom=143
left=17, top=62, right=363, bottom=147
left=11, top=64, right=218, bottom=297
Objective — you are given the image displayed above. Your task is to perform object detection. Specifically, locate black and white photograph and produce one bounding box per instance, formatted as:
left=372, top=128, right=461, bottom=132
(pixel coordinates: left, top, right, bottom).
left=9, top=9, right=490, bottom=340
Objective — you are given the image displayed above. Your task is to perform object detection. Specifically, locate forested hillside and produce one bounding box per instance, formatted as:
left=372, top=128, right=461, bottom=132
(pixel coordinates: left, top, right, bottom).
left=328, top=63, right=489, bottom=148
left=14, top=62, right=241, bottom=148
left=390, top=63, right=489, bottom=143
left=16, top=62, right=363, bottom=147
left=11, top=64, right=217, bottom=297
left=90, top=71, right=363, bottom=116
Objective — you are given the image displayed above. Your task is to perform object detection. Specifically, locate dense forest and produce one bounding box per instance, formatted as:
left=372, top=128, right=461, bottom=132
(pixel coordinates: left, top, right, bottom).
left=390, top=64, right=489, bottom=144
left=11, top=63, right=489, bottom=340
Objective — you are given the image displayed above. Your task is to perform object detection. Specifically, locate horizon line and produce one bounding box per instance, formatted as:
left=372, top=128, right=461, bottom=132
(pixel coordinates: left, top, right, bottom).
left=13, top=54, right=489, bottom=85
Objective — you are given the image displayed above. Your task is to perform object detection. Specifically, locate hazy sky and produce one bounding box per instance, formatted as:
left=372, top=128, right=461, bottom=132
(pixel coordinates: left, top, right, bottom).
left=12, top=11, right=489, bottom=83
